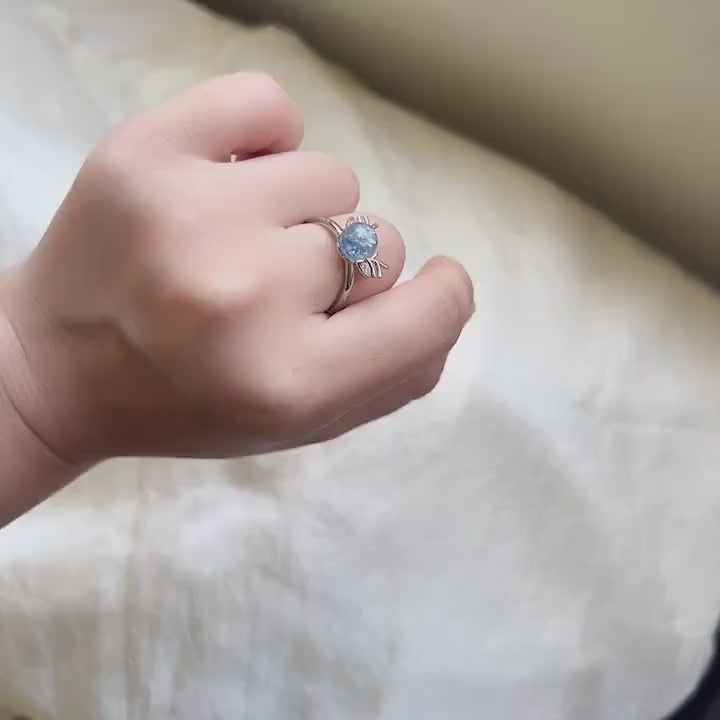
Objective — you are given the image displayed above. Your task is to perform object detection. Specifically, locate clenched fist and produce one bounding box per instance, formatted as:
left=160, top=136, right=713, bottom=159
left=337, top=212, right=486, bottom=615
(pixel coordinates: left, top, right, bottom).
left=0, top=72, right=473, bottom=523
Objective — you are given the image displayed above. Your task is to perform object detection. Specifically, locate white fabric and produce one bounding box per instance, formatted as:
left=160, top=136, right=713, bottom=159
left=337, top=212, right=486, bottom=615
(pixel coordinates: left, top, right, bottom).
left=2, top=1, right=720, bottom=718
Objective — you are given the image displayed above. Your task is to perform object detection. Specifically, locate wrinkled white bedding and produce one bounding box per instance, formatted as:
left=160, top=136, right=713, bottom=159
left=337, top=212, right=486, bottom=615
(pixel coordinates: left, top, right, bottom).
left=2, top=1, right=720, bottom=718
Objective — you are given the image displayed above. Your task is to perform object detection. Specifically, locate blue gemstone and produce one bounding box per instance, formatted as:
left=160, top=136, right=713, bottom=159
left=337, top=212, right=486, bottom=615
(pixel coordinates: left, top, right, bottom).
left=338, top=222, right=378, bottom=263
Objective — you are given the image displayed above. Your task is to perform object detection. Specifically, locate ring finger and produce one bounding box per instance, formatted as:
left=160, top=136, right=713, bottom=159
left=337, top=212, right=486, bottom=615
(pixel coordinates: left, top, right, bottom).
left=284, top=214, right=406, bottom=313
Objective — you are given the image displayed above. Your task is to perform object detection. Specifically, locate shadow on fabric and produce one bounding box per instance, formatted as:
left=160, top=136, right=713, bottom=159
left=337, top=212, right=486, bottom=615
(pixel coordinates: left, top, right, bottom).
left=667, top=626, right=720, bottom=720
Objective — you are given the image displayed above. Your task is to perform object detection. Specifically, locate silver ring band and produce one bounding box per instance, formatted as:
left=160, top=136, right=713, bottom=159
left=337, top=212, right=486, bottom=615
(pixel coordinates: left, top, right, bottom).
left=307, top=215, right=389, bottom=314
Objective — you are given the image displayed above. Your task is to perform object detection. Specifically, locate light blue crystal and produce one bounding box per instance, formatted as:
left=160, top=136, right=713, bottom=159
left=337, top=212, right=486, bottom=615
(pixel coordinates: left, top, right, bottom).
left=338, top=222, right=378, bottom=263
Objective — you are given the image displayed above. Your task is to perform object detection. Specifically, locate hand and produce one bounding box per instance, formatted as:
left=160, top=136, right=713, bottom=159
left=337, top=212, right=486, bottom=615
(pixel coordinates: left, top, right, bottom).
left=0, top=72, right=473, bottom=476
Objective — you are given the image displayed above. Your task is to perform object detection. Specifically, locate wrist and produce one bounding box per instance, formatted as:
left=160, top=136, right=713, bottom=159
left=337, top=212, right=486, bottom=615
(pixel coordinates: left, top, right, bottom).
left=0, top=271, right=82, bottom=525
left=0, top=382, right=76, bottom=526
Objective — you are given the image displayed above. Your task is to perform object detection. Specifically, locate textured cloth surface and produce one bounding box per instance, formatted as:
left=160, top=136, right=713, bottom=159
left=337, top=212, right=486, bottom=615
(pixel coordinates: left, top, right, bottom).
left=1, top=1, right=720, bottom=719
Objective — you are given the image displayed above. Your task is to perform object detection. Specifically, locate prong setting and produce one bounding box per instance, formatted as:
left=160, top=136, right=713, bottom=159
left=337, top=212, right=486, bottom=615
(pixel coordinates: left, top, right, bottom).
left=306, top=214, right=391, bottom=313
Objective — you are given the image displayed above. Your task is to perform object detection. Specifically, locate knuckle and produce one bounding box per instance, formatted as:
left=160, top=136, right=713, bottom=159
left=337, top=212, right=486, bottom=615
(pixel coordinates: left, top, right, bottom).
left=233, top=71, right=297, bottom=113
left=203, top=71, right=303, bottom=147
left=82, top=132, right=170, bottom=214
left=250, top=72, right=303, bottom=136
left=161, top=274, right=217, bottom=315
left=144, top=257, right=263, bottom=323
left=82, top=137, right=135, bottom=187
left=76, top=138, right=169, bottom=235
left=245, top=71, right=289, bottom=105
left=192, top=72, right=285, bottom=118
left=144, top=266, right=203, bottom=318
left=305, top=152, right=360, bottom=207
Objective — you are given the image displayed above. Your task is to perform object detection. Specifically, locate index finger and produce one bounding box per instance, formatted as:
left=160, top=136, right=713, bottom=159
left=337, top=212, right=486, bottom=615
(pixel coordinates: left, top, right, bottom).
left=127, top=72, right=303, bottom=161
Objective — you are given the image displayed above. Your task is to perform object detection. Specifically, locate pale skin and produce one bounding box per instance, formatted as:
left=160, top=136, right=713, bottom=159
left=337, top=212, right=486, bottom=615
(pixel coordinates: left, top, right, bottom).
left=0, top=72, right=474, bottom=527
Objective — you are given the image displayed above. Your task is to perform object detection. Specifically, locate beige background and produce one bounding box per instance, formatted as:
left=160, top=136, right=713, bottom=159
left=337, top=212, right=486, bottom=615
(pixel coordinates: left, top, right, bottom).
left=208, top=0, right=720, bottom=285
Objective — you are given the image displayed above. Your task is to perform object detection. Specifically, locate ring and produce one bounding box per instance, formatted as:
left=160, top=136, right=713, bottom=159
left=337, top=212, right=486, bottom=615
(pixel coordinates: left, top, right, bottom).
left=307, top=215, right=389, bottom=314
